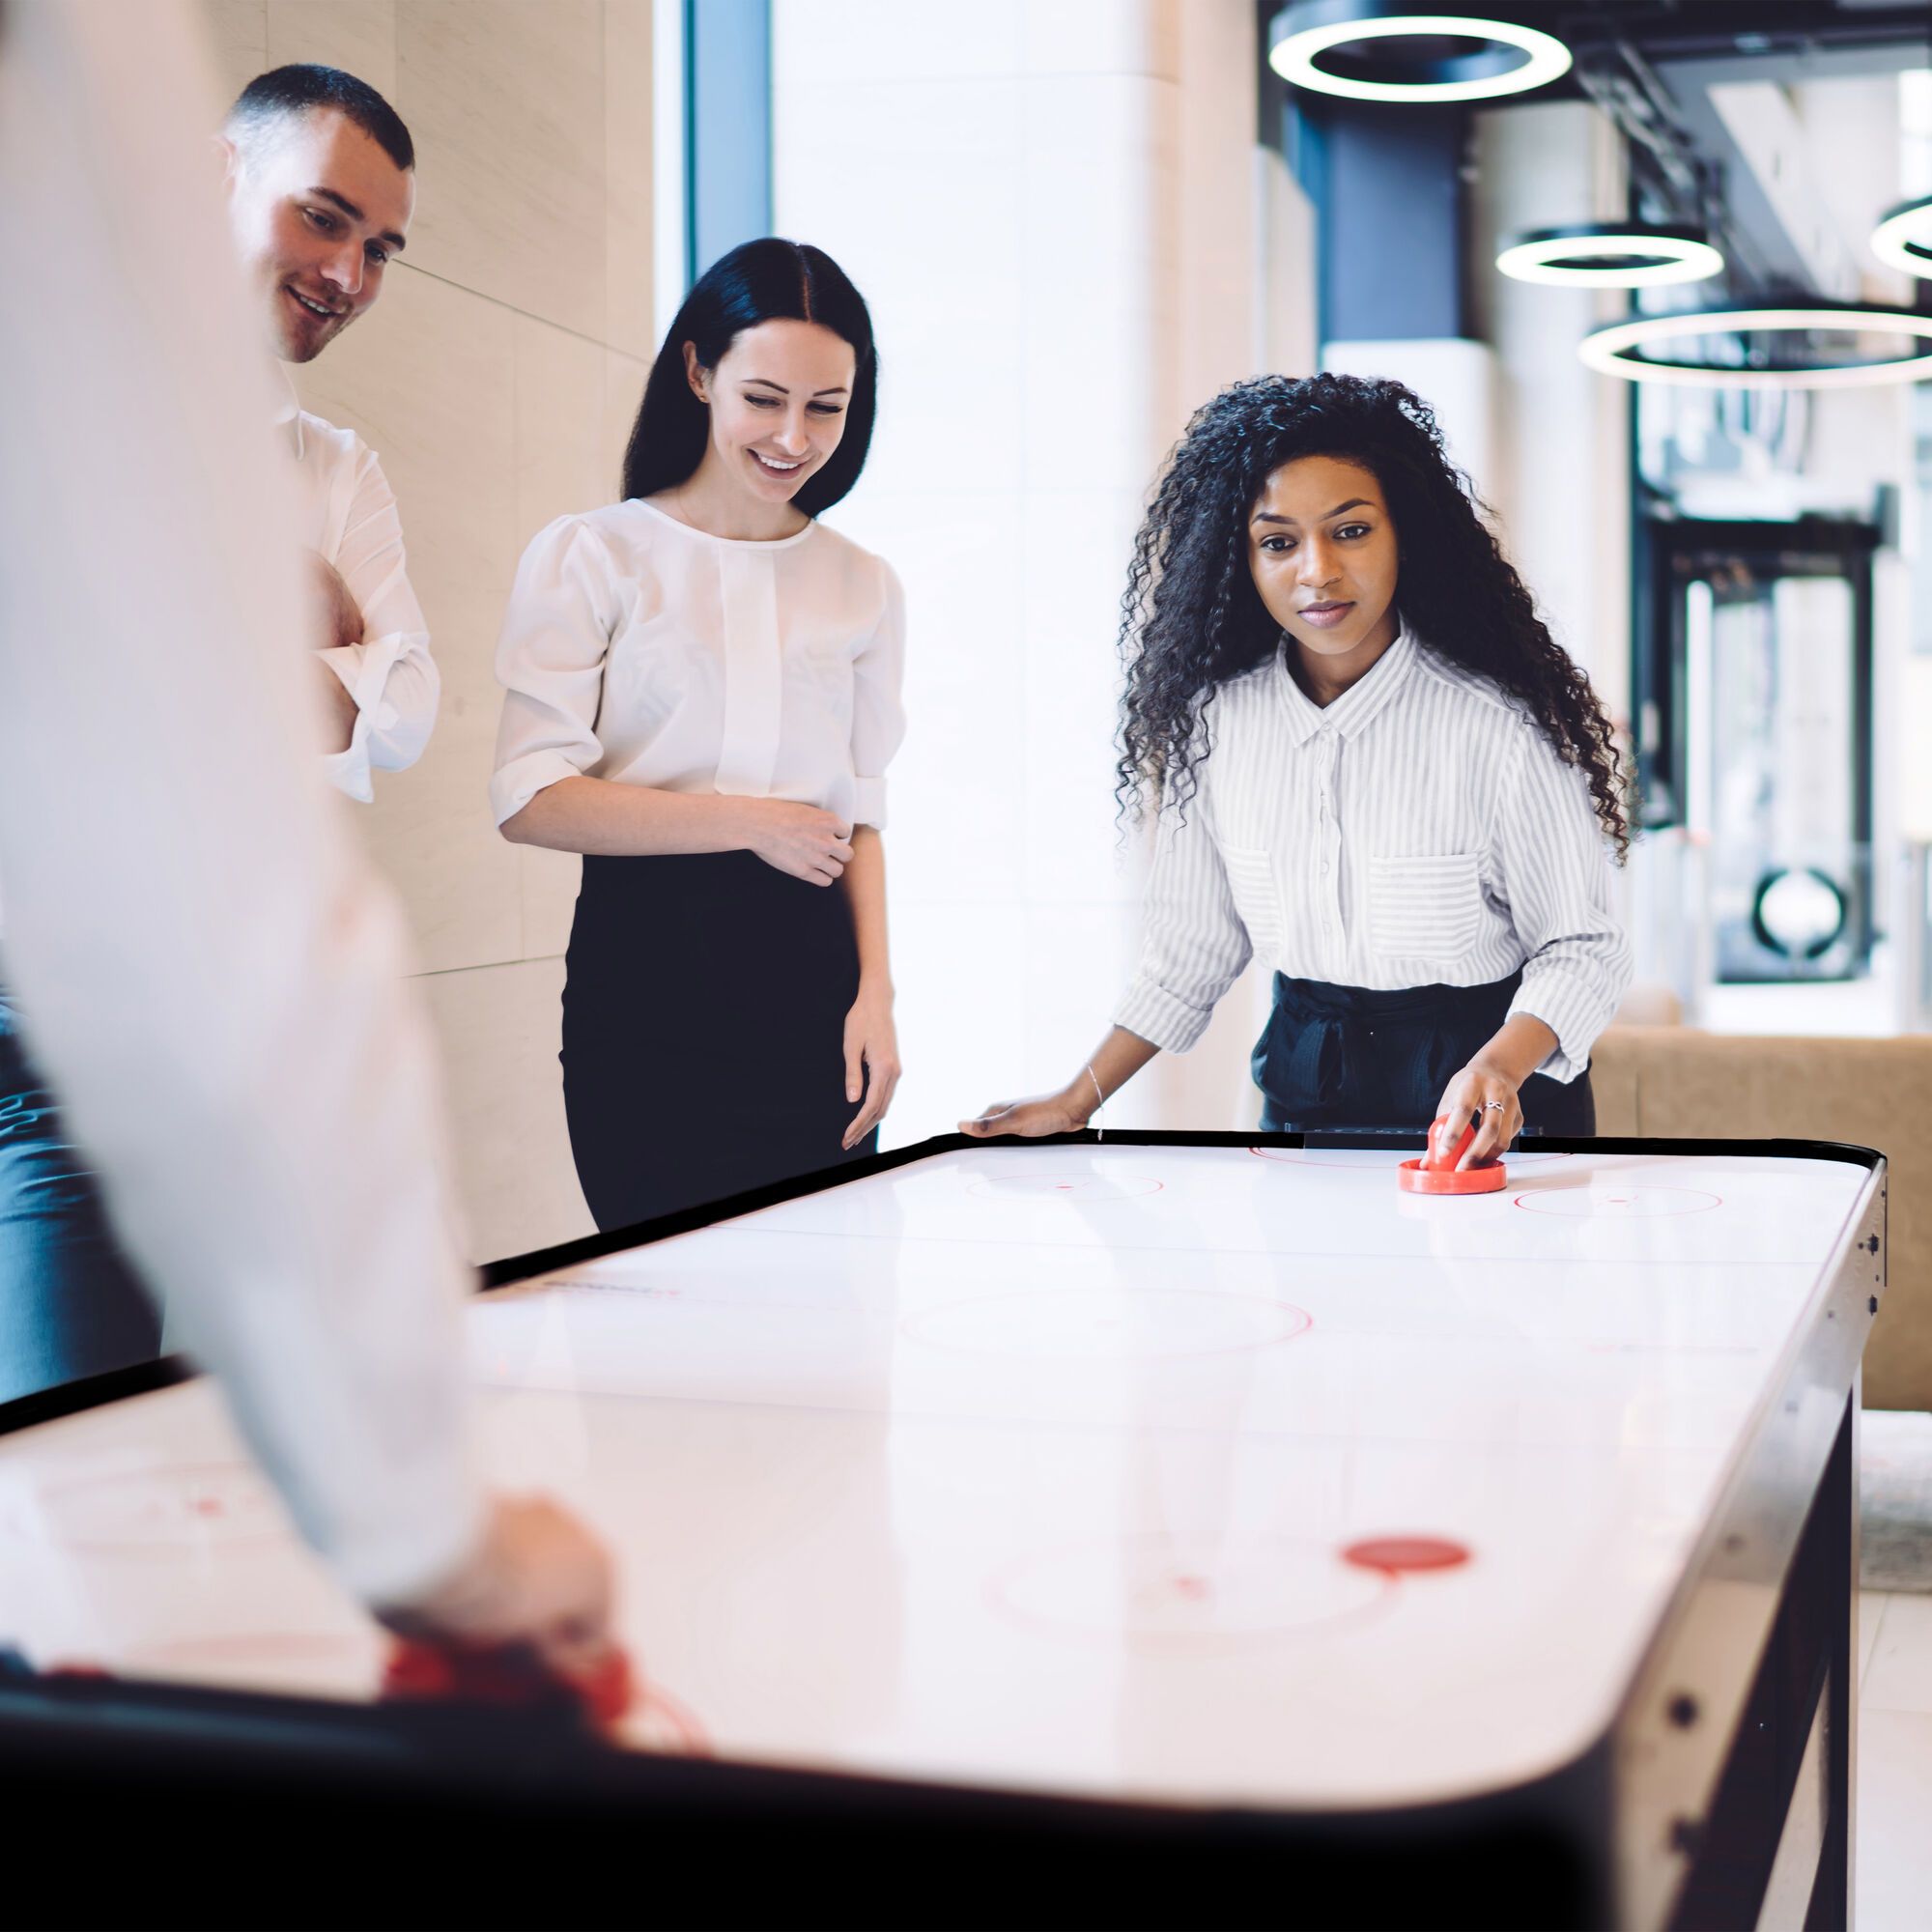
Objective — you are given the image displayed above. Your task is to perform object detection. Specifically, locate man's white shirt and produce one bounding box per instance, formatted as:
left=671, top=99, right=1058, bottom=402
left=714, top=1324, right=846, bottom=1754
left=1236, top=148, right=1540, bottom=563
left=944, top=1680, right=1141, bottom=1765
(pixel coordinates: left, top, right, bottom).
left=275, top=380, right=439, bottom=802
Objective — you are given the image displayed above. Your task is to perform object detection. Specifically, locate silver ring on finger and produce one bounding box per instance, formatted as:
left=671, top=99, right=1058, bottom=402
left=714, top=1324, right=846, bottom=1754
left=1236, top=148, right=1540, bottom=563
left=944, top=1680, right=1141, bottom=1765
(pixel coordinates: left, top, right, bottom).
left=1480, top=1100, right=1506, bottom=1113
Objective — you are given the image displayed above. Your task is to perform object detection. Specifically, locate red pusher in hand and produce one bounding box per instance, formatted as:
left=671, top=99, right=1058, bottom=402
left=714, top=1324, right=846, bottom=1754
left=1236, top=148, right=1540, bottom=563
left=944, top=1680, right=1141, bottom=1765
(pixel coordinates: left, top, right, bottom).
left=382, top=1637, right=635, bottom=1731
left=1397, top=1115, right=1507, bottom=1196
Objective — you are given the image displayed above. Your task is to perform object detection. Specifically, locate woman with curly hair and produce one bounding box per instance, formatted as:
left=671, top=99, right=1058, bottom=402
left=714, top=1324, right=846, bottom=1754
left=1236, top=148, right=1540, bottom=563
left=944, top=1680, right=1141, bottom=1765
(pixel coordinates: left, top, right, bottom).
left=962, top=372, right=1631, bottom=1167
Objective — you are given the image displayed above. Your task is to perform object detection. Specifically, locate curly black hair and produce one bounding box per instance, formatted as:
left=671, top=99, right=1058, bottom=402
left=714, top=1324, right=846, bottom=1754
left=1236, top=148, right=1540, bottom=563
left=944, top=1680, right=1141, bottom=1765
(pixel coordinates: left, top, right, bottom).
left=1115, top=372, right=1630, bottom=859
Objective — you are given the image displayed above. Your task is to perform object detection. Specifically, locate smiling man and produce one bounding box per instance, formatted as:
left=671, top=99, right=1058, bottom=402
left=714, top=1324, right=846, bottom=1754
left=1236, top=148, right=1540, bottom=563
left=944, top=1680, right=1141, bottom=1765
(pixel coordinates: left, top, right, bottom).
left=220, top=65, right=439, bottom=802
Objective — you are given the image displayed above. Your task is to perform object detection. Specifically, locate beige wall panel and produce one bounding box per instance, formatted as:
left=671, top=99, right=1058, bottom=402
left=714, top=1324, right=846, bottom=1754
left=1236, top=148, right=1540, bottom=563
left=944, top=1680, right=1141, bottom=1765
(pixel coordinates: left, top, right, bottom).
left=292, top=266, right=518, bottom=592
left=294, top=266, right=522, bottom=974
left=396, top=0, right=607, bottom=340
left=357, top=553, right=522, bottom=973
left=514, top=313, right=610, bottom=537
left=264, top=0, right=398, bottom=99
left=604, top=351, right=650, bottom=494
left=506, top=313, right=604, bottom=968
left=419, top=958, right=592, bottom=1264
left=202, top=1, right=269, bottom=102
left=604, top=0, right=656, bottom=359
left=521, top=846, right=582, bottom=960
left=366, top=706, right=523, bottom=974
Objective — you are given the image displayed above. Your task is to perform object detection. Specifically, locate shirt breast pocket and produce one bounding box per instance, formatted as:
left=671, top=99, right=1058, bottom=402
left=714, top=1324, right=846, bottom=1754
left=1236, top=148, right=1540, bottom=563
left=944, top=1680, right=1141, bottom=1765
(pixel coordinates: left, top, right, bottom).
left=1368, top=853, right=1482, bottom=963
left=1221, top=845, right=1284, bottom=962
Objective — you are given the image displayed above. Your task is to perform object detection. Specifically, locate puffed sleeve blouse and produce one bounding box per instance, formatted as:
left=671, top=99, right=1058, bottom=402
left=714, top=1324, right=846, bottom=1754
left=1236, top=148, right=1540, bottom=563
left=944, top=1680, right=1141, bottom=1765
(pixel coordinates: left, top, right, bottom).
left=490, top=498, right=907, bottom=834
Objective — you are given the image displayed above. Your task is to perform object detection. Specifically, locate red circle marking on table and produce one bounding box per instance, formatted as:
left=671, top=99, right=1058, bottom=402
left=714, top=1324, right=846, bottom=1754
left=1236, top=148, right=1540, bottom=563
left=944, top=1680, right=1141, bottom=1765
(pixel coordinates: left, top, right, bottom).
left=1513, top=1186, right=1722, bottom=1219
left=1343, top=1536, right=1472, bottom=1576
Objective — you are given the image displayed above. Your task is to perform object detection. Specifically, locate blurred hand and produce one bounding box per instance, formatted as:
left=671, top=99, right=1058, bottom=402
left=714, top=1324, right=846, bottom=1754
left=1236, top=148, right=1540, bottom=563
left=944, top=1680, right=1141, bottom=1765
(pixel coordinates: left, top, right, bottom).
left=743, top=800, right=854, bottom=886
left=308, top=551, right=364, bottom=650
left=958, top=1089, right=1090, bottom=1139
left=375, top=1494, right=616, bottom=1687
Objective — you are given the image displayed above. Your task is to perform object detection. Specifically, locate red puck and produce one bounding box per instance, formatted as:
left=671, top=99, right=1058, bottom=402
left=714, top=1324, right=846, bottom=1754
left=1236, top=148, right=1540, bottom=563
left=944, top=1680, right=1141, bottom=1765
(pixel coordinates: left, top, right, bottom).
left=1342, top=1536, right=1472, bottom=1576
left=1399, top=1157, right=1507, bottom=1195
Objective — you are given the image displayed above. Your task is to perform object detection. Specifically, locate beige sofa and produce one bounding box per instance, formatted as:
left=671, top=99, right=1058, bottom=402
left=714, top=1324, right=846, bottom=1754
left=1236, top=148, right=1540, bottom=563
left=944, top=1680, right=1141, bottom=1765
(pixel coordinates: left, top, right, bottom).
left=1591, top=1027, right=1929, bottom=1411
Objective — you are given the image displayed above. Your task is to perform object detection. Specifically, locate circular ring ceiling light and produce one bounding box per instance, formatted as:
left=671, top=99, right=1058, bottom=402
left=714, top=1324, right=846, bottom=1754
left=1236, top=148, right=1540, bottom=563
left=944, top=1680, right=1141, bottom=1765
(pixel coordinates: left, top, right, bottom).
left=1496, top=223, right=1723, bottom=289
left=1267, top=2, right=1573, bottom=103
left=1578, top=301, right=1932, bottom=388
left=1870, top=194, right=1932, bottom=278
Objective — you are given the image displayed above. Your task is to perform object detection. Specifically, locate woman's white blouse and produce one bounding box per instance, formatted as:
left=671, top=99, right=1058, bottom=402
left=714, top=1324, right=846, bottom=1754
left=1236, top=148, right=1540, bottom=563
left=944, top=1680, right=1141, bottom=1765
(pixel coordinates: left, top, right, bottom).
left=490, top=499, right=906, bottom=833
left=1115, top=624, right=1632, bottom=1082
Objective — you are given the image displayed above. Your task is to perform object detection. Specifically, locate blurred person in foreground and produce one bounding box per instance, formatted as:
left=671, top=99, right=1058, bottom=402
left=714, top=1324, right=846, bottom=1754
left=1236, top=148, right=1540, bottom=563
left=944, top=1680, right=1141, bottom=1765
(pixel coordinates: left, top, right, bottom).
left=0, top=61, right=442, bottom=1403
left=0, top=0, right=612, bottom=1684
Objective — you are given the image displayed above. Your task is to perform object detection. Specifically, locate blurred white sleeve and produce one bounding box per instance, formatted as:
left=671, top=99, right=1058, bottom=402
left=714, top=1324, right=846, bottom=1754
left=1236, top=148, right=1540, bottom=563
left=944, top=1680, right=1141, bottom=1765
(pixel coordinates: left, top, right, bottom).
left=0, top=0, right=486, bottom=1608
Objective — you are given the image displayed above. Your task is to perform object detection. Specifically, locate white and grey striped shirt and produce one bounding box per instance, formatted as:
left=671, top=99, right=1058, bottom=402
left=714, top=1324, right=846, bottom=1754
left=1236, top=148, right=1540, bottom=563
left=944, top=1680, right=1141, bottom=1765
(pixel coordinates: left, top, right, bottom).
left=1115, top=622, right=1631, bottom=1082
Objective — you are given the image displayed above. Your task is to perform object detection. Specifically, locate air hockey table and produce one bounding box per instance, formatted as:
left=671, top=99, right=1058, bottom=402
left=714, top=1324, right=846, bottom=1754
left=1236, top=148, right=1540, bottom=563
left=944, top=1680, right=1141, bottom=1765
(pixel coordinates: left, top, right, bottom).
left=0, top=1130, right=1888, bottom=1929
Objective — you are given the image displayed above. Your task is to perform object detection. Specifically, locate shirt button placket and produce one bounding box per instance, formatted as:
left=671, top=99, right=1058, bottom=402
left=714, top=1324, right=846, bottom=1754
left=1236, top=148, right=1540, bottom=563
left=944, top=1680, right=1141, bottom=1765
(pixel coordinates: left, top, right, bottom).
left=1317, top=735, right=1342, bottom=975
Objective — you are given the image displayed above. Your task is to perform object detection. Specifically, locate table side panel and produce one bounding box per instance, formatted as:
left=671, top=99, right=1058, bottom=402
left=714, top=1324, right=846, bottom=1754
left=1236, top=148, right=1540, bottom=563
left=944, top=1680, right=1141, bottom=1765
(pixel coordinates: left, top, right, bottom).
left=1612, top=1162, right=1883, bottom=1930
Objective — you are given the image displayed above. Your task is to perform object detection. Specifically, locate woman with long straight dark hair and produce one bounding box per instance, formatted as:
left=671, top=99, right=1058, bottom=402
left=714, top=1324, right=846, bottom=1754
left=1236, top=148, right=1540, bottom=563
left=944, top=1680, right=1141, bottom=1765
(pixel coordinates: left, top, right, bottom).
left=962, top=372, right=1631, bottom=1163
left=493, top=239, right=904, bottom=1230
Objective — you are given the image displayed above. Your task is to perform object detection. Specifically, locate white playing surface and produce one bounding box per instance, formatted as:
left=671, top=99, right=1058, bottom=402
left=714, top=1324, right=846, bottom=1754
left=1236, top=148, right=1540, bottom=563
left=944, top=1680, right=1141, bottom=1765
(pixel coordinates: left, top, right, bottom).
left=0, top=1144, right=1877, bottom=1810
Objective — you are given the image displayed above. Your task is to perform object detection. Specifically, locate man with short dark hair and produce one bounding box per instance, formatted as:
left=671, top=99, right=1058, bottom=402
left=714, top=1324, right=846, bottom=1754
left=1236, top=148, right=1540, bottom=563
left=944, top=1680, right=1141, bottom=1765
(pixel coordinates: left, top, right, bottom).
left=218, top=63, right=439, bottom=802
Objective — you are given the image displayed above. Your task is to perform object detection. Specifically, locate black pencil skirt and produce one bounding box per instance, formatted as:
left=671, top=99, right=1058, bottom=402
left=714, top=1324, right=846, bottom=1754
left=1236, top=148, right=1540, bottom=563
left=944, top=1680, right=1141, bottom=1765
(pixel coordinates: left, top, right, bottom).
left=560, top=850, right=877, bottom=1233
left=1252, top=971, right=1596, bottom=1137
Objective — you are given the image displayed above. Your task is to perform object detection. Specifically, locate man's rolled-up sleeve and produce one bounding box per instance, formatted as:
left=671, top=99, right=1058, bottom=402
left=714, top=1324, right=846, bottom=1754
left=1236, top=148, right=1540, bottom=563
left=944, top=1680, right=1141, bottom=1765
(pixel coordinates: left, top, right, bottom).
left=319, top=442, right=438, bottom=802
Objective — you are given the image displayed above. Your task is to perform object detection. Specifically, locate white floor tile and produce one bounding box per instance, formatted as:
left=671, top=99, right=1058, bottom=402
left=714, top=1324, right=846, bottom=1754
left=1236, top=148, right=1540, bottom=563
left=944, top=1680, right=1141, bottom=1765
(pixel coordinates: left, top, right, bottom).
left=1861, top=1592, right=1891, bottom=1690
left=1858, top=1709, right=1932, bottom=1929
left=1863, top=1592, right=1932, bottom=1715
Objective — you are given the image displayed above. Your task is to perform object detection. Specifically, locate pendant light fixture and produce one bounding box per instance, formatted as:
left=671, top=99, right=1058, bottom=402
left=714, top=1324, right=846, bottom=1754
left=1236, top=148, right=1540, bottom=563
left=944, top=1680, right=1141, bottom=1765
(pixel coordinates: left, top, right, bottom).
left=1496, top=222, right=1723, bottom=289
left=1578, top=299, right=1932, bottom=389
left=1870, top=194, right=1932, bottom=278
left=1267, top=2, right=1572, bottom=104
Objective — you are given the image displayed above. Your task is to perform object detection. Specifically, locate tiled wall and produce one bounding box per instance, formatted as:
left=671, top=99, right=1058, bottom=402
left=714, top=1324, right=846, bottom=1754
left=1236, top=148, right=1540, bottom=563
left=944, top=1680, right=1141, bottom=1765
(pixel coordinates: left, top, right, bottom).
left=201, top=0, right=655, bottom=1260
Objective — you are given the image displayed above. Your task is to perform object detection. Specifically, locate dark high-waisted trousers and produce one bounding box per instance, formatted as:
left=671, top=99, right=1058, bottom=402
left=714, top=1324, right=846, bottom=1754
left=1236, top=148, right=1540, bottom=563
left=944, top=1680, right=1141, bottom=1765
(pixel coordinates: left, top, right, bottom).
left=1252, top=971, right=1596, bottom=1136
left=561, top=851, right=877, bottom=1233
left=0, top=990, right=162, bottom=1406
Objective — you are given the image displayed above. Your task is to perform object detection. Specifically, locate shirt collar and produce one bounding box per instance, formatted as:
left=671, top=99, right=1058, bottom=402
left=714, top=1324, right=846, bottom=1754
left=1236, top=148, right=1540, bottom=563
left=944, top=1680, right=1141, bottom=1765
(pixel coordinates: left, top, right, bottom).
left=1271, top=617, right=1419, bottom=746
left=270, top=365, right=306, bottom=459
